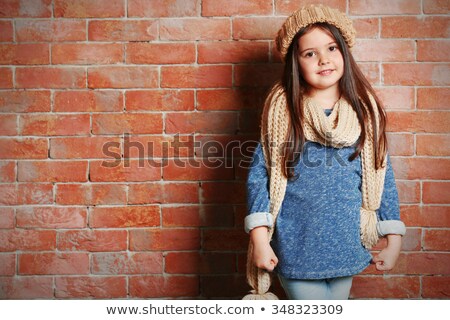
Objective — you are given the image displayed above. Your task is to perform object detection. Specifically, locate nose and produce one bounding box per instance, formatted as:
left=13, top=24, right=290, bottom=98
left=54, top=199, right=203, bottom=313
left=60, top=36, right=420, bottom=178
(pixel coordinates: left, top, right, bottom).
left=319, top=53, right=330, bottom=65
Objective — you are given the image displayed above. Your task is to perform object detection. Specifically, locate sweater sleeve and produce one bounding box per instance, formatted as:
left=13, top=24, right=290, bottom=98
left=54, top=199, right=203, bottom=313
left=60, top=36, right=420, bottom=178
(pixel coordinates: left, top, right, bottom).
left=376, top=154, right=406, bottom=236
left=244, top=143, right=272, bottom=233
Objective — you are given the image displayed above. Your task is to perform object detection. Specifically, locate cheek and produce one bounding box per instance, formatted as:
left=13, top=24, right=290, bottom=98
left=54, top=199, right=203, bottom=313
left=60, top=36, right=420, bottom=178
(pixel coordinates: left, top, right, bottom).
left=298, top=59, right=313, bottom=75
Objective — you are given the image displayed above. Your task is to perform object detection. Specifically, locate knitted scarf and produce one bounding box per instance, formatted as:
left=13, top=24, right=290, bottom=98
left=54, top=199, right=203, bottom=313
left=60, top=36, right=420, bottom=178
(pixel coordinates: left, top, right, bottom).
left=243, top=87, right=387, bottom=300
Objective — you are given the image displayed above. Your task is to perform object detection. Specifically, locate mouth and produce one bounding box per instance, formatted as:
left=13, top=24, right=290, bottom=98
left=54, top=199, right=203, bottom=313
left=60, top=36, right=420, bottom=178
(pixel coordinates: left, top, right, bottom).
left=317, top=69, right=334, bottom=76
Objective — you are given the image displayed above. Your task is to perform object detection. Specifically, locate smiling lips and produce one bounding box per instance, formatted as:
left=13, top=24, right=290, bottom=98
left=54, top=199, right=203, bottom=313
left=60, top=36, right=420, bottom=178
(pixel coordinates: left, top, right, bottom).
left=317, top=69, right=335, bottom=76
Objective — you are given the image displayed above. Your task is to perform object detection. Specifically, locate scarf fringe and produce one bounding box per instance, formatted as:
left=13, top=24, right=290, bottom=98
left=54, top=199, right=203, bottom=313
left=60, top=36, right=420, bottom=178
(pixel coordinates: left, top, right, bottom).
left=242, top=291, right=279, bottom=300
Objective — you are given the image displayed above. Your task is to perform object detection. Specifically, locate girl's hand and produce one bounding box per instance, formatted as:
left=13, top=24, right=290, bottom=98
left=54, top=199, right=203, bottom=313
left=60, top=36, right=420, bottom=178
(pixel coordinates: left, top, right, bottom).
left=250, top=226, right=279, bottom=272
left=252, top=240, right=279, bottom=272
left=372, top=234, right=402, bottom=271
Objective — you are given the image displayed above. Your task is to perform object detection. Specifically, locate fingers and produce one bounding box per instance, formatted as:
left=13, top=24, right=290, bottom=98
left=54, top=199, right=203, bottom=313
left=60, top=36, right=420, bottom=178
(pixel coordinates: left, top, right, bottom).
left=373, top=253, right=395, bottom=271
left=376, top=264, right=390, bottom=271
left=264, top=259, right=278, bottom=272
left=375, top=262, right=386, bottom=271
left=372, top=254, right=386, bottom=270
left=252, top=247, right=278, bottom=272
left=256, top=262, right=274, bottom=272
left=272, top=255, right=279, bottom=265
left=255, top=260, right=275, bottom=271
left=375, top=261, right=394, bottom=271
left=255, top=257, right=278, bottom=272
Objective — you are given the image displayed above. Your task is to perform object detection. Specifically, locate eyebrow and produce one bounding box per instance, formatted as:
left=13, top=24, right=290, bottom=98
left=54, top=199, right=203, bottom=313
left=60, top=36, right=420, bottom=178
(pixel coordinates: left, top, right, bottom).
left=299, top=42, right=337, bottom=54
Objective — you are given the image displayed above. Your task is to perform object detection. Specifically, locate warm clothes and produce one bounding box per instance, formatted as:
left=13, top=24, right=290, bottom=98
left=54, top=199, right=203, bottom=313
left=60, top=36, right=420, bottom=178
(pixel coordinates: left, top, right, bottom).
left=246, top=132, right=404, bottom=279
left=244, top=89, right=406, bottom=299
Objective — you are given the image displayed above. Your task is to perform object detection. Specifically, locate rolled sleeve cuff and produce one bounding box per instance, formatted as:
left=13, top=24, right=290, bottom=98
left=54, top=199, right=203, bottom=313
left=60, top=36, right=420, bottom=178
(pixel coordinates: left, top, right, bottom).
left=244, top=212, right=273, bottom=233
left=377, top=220, right=406, bottom=237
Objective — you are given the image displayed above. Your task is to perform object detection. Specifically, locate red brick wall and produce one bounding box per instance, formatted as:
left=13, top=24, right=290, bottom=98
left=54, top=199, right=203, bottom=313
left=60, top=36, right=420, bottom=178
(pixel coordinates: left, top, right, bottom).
left=0, top=0, right=449, bottom=299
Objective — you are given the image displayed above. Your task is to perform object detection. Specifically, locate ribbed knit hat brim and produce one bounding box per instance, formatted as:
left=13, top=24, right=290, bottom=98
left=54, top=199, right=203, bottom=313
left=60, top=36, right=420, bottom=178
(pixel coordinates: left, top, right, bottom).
left=276, top=5, right=356, bottom=62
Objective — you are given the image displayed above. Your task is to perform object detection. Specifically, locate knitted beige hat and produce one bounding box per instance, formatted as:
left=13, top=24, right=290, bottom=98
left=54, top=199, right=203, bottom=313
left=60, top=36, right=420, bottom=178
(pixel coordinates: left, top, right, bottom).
left=276, top=4, right=356, bottom=61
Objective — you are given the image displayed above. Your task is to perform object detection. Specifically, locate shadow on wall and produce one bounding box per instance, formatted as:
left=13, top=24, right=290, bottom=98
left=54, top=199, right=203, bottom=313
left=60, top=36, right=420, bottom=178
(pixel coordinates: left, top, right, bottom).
left=195, top=47, right=285, bottom=299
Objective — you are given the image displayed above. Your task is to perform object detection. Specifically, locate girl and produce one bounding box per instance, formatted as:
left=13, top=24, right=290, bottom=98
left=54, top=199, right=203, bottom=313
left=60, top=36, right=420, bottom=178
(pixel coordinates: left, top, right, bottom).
left=243, top=5, right=406, bottom=300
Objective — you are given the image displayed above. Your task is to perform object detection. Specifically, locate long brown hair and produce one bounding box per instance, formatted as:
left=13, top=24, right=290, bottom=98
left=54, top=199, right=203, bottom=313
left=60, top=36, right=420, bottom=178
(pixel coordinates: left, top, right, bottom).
left=263, top=23, right=387, bottom=180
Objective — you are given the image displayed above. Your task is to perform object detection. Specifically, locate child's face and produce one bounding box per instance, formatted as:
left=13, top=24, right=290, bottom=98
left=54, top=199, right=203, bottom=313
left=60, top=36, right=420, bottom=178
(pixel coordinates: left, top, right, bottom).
left=297, top=27, right=344, bottom=95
